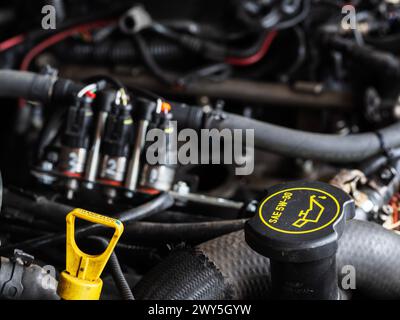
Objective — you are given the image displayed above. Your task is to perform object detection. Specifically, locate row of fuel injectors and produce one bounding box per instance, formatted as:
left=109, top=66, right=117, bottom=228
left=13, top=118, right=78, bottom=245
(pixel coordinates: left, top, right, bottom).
left=33, top=83, right=176, bottom=202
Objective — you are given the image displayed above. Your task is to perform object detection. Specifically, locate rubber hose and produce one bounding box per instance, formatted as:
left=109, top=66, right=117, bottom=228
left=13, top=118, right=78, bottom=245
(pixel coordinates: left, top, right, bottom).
left=56, top=40, right=185, bottom=64
left=135, top=249, right=228, bottom=300
left=0, top=192, right=175, bottom=254
left=134, top=220, right=400, bottom=300
left=122, top=219, right=247, bottom=246
left=117, top=192, right=175, bottom=224
left=134, top=230, right=270, bottom=300
left=359, top=148, right=400, bottom=176
left=324, top=35, right=400, bottom=78
left=0, top=70, right=81, bottom=104
left=90, top=237, right=135, bottom=300
left=0, top=70, right=56, bottom=102
left=336, top=220, right=400, bottom=298
left=2, top=188, right=74, bottom=224
left=205, top=111, right=400, bottom=163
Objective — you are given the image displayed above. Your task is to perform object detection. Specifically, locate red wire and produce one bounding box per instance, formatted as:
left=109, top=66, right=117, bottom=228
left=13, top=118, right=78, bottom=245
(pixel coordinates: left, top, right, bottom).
left=0, top=34, right=25, bottom=52
left=85, top=91, right=97, bottom=99
left=225, top=30, right=278, bottom=67
left=18, top=19, right=115, bottom=108
left=20, top=19, right=115, bottom=71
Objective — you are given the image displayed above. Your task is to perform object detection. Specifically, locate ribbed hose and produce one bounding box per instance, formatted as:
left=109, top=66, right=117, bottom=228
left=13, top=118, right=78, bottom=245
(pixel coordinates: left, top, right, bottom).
left=198, top=229, right=271, bottom=300
left=55, top=40, right=186, bottom=64
left=90, top=237, right=135, bottom=300
left=135, top=250, right=228, bottom=300
left=103, top=252, right=135, bottom=300
left=205, top=112, right=400, bottom=163
left=336, top=221, right=400, bottom=298
left=134, top=220, right=400, bottom=300
left=172, top=104, right=400, bottom=163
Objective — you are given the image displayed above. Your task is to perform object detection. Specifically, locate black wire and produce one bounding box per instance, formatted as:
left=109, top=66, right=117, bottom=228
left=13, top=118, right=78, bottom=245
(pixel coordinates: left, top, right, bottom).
left=151, top=23, right=270, bottom=61
left=89, top=236, right=135, bottom=301
left=128, top=84, right=162, bottom=101
left=133, top=33, right=179, bottom=86
left=226, top=31, right=269, bottom=58
left=281, top=26, right=307, bottom=82
left=133, top=31, right=233, bottom=87
left=235, top=0, right=311, bottom=31
left=82, top=74, right=126, bottom=91
left=36, top=106, right=67, bottom=161
left=179, top=63, right=232, bottom=86
left=115, top=243, right=161, bottom=261
left=161, top=19, right=249, bottom=42
left=274, top=0, right=311, bottom=30
left=83, top=74, right=163, bottom=103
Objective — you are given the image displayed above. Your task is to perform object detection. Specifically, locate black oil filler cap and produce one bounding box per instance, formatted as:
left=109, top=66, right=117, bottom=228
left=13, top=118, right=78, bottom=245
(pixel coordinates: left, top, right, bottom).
left=245, top=181, right=355, bottom=263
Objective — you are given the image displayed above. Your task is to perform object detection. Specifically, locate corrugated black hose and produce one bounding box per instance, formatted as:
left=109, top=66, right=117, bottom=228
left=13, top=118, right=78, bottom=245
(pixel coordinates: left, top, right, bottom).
left=90, top=236, right=135, bottom=301
left=54, top=39, right=186, bottom=64
left=134, top=220, right=400, bottom=300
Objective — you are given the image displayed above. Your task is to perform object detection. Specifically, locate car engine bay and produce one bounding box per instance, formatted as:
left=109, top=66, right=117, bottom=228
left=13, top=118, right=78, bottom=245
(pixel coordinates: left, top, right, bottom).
left=0, top=0, right=400, bottom=301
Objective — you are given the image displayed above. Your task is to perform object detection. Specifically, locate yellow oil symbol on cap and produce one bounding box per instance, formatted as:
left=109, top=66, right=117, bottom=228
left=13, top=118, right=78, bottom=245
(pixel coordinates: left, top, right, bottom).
left=293, top=195, right=327, bottom=228
left=57, top=209, right=124, bottom=300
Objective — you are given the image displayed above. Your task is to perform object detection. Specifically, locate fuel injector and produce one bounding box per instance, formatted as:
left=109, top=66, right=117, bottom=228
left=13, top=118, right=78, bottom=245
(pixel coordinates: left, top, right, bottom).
left=139, top=102, right=177, bottom=193
left=98, top=101, right=134, bottom=201
left=245, top=181, right=355, bottom=300
left=57, top=96, right=93, bottom=199
left=84, top=90, right=116, bottom=189
left=125, top=97, right=157, bottom=195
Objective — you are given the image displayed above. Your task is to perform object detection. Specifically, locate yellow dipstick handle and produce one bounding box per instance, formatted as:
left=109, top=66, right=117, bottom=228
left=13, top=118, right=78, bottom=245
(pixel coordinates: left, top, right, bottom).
left=57, top=209, right=124, bottom=300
